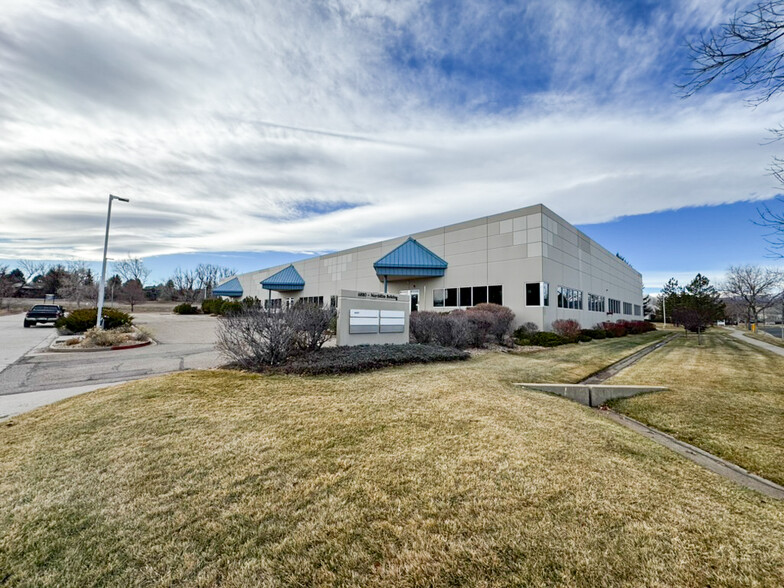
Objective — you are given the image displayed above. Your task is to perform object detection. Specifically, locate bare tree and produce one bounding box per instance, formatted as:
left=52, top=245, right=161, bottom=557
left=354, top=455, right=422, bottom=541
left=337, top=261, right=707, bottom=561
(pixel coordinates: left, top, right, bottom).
left=57, top=262, right=97, bottom=307
left=171, top=267, right=198, bottom=302
left=120, top=280, right=146, bottom=312
left=194, top=264, right=237, bottom=300
left=113, top=256, right=151, bottom=286
left=18, top=259, right=48, bottom=283
left=0, top=265, right=18, bottom=301
left=682, top=1, right=784, bottom=101
left=722, top=264, right=784, bottom=327
left=684, top=2, right=784, bottom=252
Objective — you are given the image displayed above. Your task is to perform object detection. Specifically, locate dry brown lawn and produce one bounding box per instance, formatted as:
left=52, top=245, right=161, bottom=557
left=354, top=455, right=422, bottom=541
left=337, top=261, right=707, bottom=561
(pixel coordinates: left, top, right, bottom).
left=1, top=332, right=783, bottom=587
left=609, top=330, right=784, bottom=486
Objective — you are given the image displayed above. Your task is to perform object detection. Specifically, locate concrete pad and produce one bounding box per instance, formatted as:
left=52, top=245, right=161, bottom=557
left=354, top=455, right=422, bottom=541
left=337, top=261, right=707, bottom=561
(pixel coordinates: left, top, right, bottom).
left=515, top=383, right=666, bottom=407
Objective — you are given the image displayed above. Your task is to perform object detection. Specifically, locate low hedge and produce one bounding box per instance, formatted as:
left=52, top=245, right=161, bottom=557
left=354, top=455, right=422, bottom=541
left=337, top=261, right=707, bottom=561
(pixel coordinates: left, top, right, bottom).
left=269, top=344, right=470, bottom=376
left=201, top=299, right=223, bottom=314
left=202, top=298, right=259, bottom=316
left=173, top=303, right=199, bottom=315
left=522, top=332, right=568, bottom=347
left=515, top=321, right=656, bottom=347
left=55, top=308, right=133, bottom=333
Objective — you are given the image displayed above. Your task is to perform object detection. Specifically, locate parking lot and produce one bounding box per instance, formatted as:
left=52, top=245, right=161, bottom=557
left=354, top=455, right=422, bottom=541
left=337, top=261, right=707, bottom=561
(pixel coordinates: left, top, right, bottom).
left=0, top=312, right=222, bottom=417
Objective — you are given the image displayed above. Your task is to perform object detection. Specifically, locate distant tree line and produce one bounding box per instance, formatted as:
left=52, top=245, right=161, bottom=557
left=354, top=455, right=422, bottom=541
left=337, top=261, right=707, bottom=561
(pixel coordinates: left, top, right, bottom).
left=1, top=258, right=236, bottom=311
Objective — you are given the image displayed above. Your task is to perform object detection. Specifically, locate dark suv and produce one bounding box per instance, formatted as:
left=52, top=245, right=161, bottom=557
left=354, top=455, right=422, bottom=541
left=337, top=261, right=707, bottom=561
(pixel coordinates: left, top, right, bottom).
left=24, top=305, right=66, bottom=328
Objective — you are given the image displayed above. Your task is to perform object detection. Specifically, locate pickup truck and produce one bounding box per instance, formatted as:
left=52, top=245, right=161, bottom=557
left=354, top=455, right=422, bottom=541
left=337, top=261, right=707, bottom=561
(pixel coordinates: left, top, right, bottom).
left=23, top=304, right=66, bottom=327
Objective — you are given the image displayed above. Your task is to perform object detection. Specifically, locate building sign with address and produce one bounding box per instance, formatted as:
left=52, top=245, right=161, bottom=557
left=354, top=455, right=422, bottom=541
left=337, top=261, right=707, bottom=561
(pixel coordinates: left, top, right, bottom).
left=338, top=290, right=409, bottom=346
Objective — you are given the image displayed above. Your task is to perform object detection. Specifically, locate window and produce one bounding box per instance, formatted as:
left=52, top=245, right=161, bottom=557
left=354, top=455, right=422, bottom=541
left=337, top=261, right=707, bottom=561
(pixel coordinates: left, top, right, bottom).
left=588, top=293, right=605, bottom=312
left=623, top=302, right=632, bottom=315
left=433, top=289, right=445, bottom=308
left=435, top=284, right=501, bottom=307
left=525, top=282, right=549, bottom=306
left=459, top=287, right=472, bottom=307
left=608, top=298, right=621, bottom=314
left=634, top=304, right=642, bottom=316
left=330, top=295, right=338, bottom=308
left=488, top=285, right=503, bottom=305
left=299, top=296, right=324, bottom=306
left=265, top=298, right=282, bottom=310
left=557, top=286, right=583, bottom=309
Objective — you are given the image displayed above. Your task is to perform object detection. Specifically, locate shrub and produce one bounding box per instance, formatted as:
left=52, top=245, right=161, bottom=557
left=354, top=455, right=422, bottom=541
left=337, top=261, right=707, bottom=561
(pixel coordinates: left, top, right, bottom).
left=220, top=301, right=244, bottom=315
left=276, top=344, right=469, bottom=376
left=202, top=298, right=224, bottom=314
left=599, top=321, right=627, bottom=338
left=527, top=332, right=567, bottom=347
left=410, top=311, right=476, bottom=349
left=464, top=308, right=496, bottom=347
left=56, top=307, right=133, bottom=334
left=512, top=322, right=539, bottom=345
left=622, top=320, right=656, bottom=334
left=173, top=303, right=199, bottom=315
left=580, top=328, right=607, bottom=340
left=217, top=308, right=296, bottom=367
left=410, top=312, right=449, bottom=345
left=410, top=304, right=516, bottom=349
left=81, top=325, right=149, bottom=348
left=241, top=296, right=262, bottom=309
left=469, top=303, right=515, bottom=344
left=552, top=319, right=581, bottom=340
left=289, top=304, right=336, bottom=352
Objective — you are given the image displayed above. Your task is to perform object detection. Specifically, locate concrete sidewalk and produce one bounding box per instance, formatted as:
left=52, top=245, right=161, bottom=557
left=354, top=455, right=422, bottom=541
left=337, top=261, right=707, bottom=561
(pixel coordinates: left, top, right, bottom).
left=728, top=328, right=784, bottom=357
left=0, top=382, right=127, bottom=420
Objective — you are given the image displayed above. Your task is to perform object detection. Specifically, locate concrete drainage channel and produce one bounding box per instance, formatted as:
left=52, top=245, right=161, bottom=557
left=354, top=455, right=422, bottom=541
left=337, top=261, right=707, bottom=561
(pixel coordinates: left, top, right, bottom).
left=514, top=334, right=784, bottom=500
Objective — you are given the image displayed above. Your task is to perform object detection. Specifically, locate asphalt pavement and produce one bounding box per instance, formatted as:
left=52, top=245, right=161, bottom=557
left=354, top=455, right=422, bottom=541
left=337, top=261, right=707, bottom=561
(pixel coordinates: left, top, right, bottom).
left=0, top=312, right=222, bottom=418
left=759, top=324, right=784, bottom=340
left=0, top=313, right=58, bottom=372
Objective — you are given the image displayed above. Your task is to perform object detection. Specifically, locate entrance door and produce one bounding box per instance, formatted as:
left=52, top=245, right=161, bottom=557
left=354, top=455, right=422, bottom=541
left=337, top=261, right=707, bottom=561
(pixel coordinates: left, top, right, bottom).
left=400, top=290, right=420, bottom=312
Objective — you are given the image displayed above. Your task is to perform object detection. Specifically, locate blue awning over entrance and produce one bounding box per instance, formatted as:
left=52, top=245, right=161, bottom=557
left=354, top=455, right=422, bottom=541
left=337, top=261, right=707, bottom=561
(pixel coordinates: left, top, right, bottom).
left=261, top=265, right=305, bottom=291
left=373, top=237, right=448, bottom=279
left=213, top=277, right=243, bottom=298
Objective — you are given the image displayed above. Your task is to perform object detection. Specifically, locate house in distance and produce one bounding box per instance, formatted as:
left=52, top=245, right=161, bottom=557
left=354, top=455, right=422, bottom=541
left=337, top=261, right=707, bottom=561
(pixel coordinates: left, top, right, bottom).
left=214, top=204, right=644, bottom=331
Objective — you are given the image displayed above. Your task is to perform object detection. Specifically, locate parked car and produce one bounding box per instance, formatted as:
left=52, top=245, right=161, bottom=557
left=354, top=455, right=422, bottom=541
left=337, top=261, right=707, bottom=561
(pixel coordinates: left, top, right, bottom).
left=24, top=304, right=66, bottom=328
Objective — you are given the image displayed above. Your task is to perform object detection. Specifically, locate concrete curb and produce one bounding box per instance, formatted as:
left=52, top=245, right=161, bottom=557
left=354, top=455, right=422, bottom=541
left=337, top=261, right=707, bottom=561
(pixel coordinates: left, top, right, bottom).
left=48, top=332, right=157, bottom=353
left=600, top=409, right=784, bottom=500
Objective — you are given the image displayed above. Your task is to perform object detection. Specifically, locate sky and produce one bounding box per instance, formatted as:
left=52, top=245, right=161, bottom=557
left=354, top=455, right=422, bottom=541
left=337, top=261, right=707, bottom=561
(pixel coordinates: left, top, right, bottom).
left=1, top=0, right=784, bottom=291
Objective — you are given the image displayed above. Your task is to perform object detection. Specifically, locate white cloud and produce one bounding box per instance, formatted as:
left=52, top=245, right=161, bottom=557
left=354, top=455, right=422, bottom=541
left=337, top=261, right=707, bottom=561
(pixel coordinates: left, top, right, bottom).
left=0, top=0, right=782, bottom=262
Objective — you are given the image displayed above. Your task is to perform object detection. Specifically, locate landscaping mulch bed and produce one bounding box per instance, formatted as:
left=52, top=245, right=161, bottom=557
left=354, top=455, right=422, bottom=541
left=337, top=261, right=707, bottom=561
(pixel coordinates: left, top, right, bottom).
left=258, top=344, right=470, bottom=375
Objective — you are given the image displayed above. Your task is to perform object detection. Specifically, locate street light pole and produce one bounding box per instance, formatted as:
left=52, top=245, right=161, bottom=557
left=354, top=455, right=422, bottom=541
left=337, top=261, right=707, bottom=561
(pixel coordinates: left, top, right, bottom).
left=662, top=295, right=666, bottom=328
left=96, top=194, right=129, bottom=328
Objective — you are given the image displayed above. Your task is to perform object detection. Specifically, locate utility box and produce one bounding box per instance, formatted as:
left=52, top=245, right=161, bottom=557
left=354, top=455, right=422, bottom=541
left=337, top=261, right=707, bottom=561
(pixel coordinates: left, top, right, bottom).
left=336, top=289, right=410, bottom=346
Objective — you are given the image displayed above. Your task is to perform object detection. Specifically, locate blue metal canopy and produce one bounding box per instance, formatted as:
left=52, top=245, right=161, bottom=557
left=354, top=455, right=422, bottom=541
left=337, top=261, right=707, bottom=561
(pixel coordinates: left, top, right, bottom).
left=373, top=237, right=448, bottom=278
left=261, top=265, right=305, bottom=291
left=213, top=277, right=243, bottom=298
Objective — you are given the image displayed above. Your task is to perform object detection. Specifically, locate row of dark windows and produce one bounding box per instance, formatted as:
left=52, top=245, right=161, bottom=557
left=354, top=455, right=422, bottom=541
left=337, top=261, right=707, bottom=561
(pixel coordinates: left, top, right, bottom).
left=526, top=282, right=639, bottom=315
left=433, top=285, right=503, bottom=308
left=588, top=293, right=605, bottom=312
left=557, top=286, right=583, bottom=310
left=263, top=285, right=642, bottom=316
